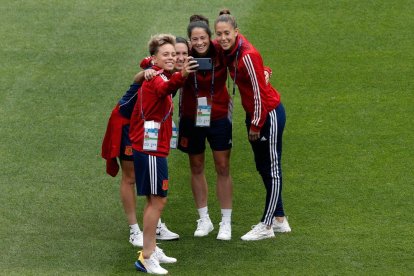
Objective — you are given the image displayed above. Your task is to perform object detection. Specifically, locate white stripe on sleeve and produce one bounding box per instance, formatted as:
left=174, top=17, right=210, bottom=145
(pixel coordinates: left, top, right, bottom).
left=243, top=54, right=261, bottom=127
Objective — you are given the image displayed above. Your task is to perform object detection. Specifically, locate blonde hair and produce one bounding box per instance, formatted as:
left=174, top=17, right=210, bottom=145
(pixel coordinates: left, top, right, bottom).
left=148, top=34, right=176, bottom=55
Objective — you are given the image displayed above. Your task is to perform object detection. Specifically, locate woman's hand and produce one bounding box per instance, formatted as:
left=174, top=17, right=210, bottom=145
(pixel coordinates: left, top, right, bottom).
left=264, top=71, right=270, bottom=85
left=181, top=56, right=199, bottom=77
left=144, top=69, right=157, bottom=80
left=248, top=129, right=260, bottom=141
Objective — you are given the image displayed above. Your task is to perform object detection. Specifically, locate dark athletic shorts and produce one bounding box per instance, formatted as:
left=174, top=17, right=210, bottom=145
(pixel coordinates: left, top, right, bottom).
left=120, top=124, right=134, bottom=161
left=178, top=117, right=232, bottom=155
left=133, top=150, right=169, bottom=197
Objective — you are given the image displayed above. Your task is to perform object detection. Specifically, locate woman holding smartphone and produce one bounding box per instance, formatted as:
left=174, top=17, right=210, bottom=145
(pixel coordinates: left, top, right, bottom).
left=101, top=38, right=190, bottom=248
left=129, top=34, right=197, bottom=274
left=178, top=15, right=234, bottom=240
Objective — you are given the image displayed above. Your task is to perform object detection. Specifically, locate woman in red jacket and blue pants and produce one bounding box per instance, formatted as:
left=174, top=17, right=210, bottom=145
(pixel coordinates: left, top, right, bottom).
left=214, top=10, right=292, bottom=241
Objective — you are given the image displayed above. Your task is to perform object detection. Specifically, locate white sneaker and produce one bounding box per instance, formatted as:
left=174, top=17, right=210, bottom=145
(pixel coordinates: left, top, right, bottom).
left=194, top=217, right=214, bottom=237
left=241, top=222, right=275, bottom=241
left=216, top=221, right=232, bottom=240
left=129, top=230, right=143, bottom=247
left=273, top=217, right=291, bottom=233
left=154, top=246, right=177, bottom=264
left=156, top=222, right=180, bottom=240
left=135, top=251, right=168, bottom=275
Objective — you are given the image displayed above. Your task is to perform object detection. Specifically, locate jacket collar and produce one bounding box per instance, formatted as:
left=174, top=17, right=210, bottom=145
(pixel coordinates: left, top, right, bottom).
left=152, top=65, right=172, bottom=77
left=225, top=34, right=243, bottom=57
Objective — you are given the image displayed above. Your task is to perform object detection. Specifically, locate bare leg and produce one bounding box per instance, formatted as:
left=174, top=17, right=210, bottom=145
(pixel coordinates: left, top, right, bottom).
left=120, top=160, right=137, bottom=225
left=213, top=150, right=232, bottom=209
left=189, top=153, right=208, bottom=209
left=142, top=195, right=167, bottom=258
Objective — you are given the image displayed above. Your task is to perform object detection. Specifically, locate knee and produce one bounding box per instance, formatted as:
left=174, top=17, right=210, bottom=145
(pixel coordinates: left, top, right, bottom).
left=122, top=173, right=136, bottom=186
left=121, top=163, right=136, bottom=185
left=215, top=161, right=230, bottom=177
left=190, top=162, right=204, bottom=175
left=152, top=197, right=167, bottom=212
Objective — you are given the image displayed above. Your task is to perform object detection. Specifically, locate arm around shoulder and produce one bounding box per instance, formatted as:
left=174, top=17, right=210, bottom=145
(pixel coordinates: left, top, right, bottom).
left=133, top=71, right=145, bottom=84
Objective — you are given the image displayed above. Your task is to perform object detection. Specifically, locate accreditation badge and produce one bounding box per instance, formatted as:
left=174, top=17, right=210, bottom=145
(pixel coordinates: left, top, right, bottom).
left=143, top=120, right=160, bottom=151
left=227, top=98, right=234, bottom=123
left=170, top=120, right=178, bottom=149
left=195, top=97, right=211, bottom=127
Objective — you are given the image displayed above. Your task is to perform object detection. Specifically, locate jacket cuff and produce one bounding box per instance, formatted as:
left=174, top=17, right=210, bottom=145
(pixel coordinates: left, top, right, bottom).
left=140, top=56, right=153, bottom=69
left=264, top=66, right=272, bottom=77
left=250, top=124, right=262, bottom=133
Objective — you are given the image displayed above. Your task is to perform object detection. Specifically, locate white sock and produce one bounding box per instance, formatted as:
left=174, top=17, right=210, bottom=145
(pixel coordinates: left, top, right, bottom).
left=129, top=223, right=140, bottom=233
left=157, top=218, right=162, bottom=227
left=197, top=206, right=209, bottom=219
left=221, top=209, right=232, bottom=223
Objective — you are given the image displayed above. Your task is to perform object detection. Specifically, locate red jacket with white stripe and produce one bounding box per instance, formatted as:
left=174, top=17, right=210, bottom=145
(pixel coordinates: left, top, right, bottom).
left=129, top=66, right=187, bottom=157
left=222, top=34, right=281, bottom=132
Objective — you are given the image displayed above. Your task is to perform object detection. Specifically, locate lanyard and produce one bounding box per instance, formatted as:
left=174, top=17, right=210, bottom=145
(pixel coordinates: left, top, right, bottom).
left=178, top=87, right=183, bottom=121
left=231, top=39, right=243, bottom=96
left=139, top=81, right=173, bottom=123
left=193, top=59, right=215, bottom=98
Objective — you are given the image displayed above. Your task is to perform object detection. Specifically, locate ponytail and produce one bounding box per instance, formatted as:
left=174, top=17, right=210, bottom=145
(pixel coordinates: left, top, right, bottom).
left=215, top=9, right=237, bottom=28
left=187, top=14, right=212, bottom=39
left=189, top=14, right=210, bottom=26
left=219, top=9, right=231, bottom=16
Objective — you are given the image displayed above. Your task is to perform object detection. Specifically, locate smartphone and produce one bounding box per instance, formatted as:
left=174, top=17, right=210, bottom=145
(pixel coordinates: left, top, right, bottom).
left=194, top=58, right=213, bottom=70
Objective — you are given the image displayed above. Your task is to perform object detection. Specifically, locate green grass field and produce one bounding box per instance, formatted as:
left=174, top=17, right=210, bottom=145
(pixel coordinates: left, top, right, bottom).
left=1, top=0, right=413, bottom=275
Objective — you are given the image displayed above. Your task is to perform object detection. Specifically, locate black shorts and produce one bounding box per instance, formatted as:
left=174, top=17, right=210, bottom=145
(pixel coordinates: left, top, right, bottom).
left=178, top=117, right=232, bottom=155
left=120, top=124, right=134, bottom=161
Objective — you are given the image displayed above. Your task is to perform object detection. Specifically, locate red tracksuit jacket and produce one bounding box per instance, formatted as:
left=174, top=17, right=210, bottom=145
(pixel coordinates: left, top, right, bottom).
left=129, top=66, right=187, bottom=157
left=180, top=41, right=229, bottom=121
left=222, top=34, right=281, bottom=132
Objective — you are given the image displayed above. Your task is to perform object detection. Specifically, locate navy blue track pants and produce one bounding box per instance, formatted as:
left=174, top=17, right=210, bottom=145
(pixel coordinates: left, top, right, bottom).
left=246, top=103, right=286, bottom=225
